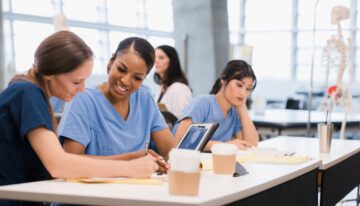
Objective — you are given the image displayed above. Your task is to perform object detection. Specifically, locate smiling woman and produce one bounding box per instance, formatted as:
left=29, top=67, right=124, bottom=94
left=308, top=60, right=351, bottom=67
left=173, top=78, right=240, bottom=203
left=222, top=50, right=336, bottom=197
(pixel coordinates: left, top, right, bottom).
left=0, top=31, right=161, bottom=206
left=58, top=37, right=174, bottom=168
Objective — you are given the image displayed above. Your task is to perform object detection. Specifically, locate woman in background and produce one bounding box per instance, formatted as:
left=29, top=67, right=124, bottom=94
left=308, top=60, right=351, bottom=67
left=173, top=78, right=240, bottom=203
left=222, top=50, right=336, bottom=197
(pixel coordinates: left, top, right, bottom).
left=154, top=45, right=192, bottom=118
left=58, top=37, right=173, bottom=165
left=173, top=60, right=259, bottom=151
left=0, top=31, right=159, bottom=206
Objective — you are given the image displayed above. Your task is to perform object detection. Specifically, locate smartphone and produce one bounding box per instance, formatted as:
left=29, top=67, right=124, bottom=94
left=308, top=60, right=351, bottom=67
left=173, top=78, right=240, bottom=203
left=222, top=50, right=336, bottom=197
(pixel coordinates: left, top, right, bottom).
left=233, top=162, right=249, bottom=177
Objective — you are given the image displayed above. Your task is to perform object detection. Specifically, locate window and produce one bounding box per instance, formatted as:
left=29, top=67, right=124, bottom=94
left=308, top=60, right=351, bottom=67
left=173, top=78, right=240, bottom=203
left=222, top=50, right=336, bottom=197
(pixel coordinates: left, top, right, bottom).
left=62, top=0, right=99, bottom=23
left=11, top=0, right=54, bottom=17
left=245, top=0, right=291, bottom=31
left=242, top=0, right=292, bottom=80
left=297, top=0, right=351, bottom=81
left=146, top=0, right=173, bottom=32
left=148, top=36, right=174, bottom=48
left=4, top=0, right=174, bottom=80
left=71, top=27, right=104, bottom=75
left=108, top=31, right=138, bottom=54
left=12, top=21, right=53, bottom=72
left=228, top=0, right=357, bottom=83
left=245, top=32, right=291, bottom=79
left=107, top=0, right=143, bottom=28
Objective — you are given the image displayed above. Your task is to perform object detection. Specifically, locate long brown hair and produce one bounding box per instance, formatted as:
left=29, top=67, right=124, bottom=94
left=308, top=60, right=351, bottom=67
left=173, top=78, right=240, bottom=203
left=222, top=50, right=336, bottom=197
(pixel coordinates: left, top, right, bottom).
left=11, top=31, right=93, bottom=132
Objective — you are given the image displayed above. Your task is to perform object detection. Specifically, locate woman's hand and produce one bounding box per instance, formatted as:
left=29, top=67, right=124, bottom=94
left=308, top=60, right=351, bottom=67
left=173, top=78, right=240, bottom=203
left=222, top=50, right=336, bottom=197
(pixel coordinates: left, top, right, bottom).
left=227, top=139, right=252, bottom=150
left=127, top=155, right=159, bottom=178
left=236, top=96, right=248, bottom=113
left=148, top=150, right=169, bottom=173
left=127, top=149, right=169, bottom=173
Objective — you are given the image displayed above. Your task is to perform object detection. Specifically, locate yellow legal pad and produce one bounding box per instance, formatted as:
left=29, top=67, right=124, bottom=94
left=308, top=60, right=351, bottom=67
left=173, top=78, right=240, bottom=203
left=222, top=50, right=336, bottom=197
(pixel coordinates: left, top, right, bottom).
left=201, top=153, right=309, bottom=171
left=66, top=177, right=164, bottom=185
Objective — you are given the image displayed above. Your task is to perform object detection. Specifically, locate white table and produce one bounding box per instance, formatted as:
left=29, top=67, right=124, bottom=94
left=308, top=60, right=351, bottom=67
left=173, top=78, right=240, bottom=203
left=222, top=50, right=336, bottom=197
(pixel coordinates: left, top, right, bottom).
left=260, top=136, right=360, bottom=206
left=0, top=153, right=320, bottom=206
left=251, top=109, right=360, bottom=137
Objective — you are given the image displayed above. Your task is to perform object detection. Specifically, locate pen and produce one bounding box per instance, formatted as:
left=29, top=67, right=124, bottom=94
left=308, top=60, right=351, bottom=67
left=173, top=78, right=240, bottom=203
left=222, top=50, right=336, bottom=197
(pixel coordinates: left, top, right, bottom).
left=145, top=140, right=150, bottom=156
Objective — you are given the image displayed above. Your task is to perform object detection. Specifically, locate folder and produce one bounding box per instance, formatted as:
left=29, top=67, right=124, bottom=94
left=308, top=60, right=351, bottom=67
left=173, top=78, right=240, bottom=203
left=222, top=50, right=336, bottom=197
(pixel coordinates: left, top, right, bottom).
left=66, top=177, right=164, bottom=185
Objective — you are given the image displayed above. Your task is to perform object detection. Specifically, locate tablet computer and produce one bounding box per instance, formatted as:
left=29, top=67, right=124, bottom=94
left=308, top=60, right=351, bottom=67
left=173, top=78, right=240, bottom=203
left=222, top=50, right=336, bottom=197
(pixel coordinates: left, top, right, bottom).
left=176, top=123, right=219, bottom=151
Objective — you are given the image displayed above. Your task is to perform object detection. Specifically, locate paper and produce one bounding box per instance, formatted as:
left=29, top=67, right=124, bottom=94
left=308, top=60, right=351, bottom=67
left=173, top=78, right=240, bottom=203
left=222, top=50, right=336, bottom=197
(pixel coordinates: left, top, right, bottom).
left=201, top=152, right=308, bottom=171
left=66, top=177, right=164, bottom=185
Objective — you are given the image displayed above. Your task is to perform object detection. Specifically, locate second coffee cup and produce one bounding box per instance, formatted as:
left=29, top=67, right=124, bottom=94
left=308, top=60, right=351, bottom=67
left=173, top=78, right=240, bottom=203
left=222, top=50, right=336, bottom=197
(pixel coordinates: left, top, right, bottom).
left=211, top=144, right=237, bottom=175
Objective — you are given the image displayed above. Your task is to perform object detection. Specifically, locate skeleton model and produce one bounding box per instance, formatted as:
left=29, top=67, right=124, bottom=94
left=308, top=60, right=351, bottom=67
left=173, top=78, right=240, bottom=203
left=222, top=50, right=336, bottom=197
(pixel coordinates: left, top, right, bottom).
left=320, top=5, right=352, bottom=139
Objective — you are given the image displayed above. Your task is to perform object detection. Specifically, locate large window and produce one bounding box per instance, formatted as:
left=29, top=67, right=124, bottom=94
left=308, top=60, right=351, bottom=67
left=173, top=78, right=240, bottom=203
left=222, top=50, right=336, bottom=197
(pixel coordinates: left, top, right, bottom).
left=12, top=21, right=53, bottom=72
left=228, top=0, right=358, bottom=84
left=3, top=0, right=173, bottom=81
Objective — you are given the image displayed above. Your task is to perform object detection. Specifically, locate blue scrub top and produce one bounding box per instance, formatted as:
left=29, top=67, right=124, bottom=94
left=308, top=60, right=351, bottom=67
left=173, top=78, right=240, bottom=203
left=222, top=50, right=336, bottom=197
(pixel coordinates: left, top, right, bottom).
left=173, top=95, right=242, bottom=142
left=58, top=86, right=168, bottom=155
left=0, top=81, right=53, bottom=206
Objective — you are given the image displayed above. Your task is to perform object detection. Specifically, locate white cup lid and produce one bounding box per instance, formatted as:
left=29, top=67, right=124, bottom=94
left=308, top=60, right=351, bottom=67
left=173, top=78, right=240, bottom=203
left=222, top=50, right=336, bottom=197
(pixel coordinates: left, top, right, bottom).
left=169, top=149, right=200, bottom=172
left=211, top=144, right=237, bottom=155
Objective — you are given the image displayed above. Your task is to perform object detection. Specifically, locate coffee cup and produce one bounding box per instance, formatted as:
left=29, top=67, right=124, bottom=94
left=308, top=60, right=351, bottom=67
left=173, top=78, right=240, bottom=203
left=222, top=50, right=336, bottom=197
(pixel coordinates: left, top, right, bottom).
left=168, top=149, right=201, bottom=196
left=211, top=144, right=237, bottom=175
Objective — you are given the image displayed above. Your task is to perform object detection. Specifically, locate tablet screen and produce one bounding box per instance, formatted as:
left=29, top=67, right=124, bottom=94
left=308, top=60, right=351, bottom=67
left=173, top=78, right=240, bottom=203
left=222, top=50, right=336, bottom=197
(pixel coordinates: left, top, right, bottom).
left=178, top=125, right=207, bottom=150
left=176, top=123, right=219, bottom=151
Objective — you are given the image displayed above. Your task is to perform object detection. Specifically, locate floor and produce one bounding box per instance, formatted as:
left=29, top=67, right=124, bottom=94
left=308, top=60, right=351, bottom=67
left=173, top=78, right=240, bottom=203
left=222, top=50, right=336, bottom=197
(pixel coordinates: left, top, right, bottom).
left=336, top=187, right=360, bottom=206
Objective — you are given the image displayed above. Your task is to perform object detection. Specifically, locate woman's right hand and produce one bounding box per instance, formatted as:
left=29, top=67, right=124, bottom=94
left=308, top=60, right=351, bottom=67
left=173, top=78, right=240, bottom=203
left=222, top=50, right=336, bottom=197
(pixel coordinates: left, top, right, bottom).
left=227, top=139, right=252, bottom=150
left=127, top=155, right=159, bottom=178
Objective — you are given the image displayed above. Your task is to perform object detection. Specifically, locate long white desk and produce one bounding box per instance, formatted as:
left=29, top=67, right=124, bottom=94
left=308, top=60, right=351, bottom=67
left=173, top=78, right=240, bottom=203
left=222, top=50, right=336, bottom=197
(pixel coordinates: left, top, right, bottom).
left=251, top=109, right=360, bottom=137
left=260, top=136, right=360, bottom=206
left=0, top=153, right=320, bottom=206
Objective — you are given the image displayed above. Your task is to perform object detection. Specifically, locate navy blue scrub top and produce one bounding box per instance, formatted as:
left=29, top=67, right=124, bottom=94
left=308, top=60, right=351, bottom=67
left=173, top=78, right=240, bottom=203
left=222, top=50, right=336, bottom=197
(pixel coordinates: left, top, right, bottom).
left=0, top=81, right=53, bottom=206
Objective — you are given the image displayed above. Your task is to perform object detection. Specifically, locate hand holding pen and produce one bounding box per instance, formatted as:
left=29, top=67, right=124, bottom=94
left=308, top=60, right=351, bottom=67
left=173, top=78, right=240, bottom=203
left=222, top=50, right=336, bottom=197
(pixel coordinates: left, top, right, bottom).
left=144, top=140, right=169, bottom=173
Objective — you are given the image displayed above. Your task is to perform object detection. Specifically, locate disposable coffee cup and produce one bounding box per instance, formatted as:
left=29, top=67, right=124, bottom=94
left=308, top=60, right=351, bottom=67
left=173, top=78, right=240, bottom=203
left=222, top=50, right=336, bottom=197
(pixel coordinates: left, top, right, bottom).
left=318, top=123, right=333, bottom=153
left=254, top=95, right=266, bottom=115
left=168, top=149, right=201, bottom=196
left=211, top=144, right=237, bottom=175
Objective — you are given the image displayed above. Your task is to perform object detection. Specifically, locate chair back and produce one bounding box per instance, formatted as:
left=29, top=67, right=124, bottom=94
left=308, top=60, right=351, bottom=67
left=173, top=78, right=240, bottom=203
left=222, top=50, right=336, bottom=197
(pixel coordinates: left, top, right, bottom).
left=161, top=110, right=178, bottom=130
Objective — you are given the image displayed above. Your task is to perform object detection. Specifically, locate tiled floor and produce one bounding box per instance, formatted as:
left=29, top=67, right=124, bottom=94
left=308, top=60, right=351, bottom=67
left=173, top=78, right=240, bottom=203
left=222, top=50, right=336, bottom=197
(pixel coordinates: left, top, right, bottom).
left=336, top=187, right=360, bottom=206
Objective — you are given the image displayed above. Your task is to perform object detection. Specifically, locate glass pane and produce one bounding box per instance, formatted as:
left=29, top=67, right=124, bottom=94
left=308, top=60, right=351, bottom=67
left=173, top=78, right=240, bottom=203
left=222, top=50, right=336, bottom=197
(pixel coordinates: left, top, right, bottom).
left=227, top=0, right=241, bottom=33
left=3, top=0, right=10, bottom=12
left=107, top=0, right=142, bottom=27
left=244, top=32, right=291, bottom=80
left=298, top=0, right=351, bottom=30
left=297, top=49, right=336, bottom=82
left=148, top=36, right=174, bottom=48
left=229, top=32, right=240, bottom=45
left=13, top=21, right=53, bottom=72
left=245, top=0, right=291, bottom=30
left=63, top=0, right=99, bottom=22
left=11, top=0, right=54, bottom=17
left=146, top=0, right=173, bottom=32
left=108, top=31, right=138, bottom=55
left=71, top=27, right=104, bottom=75
left=356, top=49, right=360, bottom=81
left=297, top=31, right=336, bottom=50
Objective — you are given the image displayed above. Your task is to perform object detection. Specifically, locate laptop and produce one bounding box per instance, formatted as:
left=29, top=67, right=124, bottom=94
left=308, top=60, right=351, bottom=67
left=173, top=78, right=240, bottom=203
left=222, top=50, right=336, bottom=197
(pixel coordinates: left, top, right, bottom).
left=176, top=123, right=219, bottom=151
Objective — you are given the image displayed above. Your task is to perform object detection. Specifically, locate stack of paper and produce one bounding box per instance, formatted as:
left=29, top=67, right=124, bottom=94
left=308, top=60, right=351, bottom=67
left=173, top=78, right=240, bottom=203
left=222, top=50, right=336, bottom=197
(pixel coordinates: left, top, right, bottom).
left=201, top=149, right=309, bottom=171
